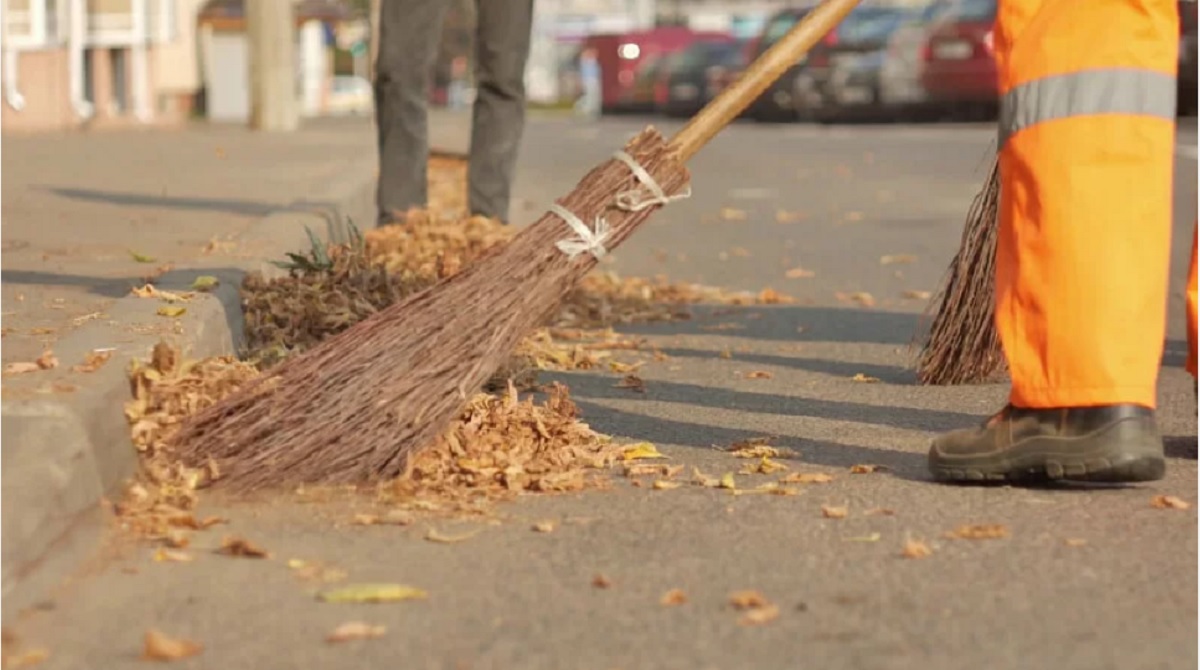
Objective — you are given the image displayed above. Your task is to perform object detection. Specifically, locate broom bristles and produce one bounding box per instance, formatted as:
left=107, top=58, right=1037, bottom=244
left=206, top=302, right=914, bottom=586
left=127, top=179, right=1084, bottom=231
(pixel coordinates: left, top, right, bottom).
left=914, top=154, right=1005, bottom=385
left=170, top=128, right=690, bottom=491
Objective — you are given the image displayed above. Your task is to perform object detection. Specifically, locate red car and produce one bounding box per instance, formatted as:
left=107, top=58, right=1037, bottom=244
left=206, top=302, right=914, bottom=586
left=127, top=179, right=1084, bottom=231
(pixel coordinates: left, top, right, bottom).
left=577, top=28, right=729, bottom=113
left=919, top=0, right=998, bottom=118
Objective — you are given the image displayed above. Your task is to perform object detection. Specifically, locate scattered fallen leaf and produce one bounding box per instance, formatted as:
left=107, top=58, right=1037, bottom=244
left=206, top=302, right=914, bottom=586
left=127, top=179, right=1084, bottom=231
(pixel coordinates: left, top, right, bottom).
left=728, top=436, right=780, bottom=459
left=190, top=276, right=220, bottom=292
left=592, top=574, right=612, bottom=589
left=849, top=464, right=886, bottom=474
left=948, top=524, right=1009, bottom=540
left=785, top=266, right=815, bottom=279
left=700, top=322, right=745, bottom=331
left=129, top=251, right=157, bottom=264
left=73, top=350, right=114, bottom=373
left=141, top=629, right=202, bottom=661
left=692, top=467, right=720, bottom=487
left=740, top=456, right=789, bottom=475
left=880, top=254, right=917, bottom=265
left=425, top=527, right=482, bottom=544
left=1064, top=538, right=1088, bottom=547
left=652, top=480, right=682, bottom=490
left=1151, top=495, right=1190, bottom=510
left=756, top=287, right=794, bottom=304
left=901, top=539, right=933, bottom=559
left=775, top=210, right=806, bottom=223
left=156, top=306, right=187, bottom=318
left=843, top=533, right=882, bottom=542
left=622, top=442, right=667, bottom=461
left=835, top=291, right=876, bottom=308
left=3, top=362, right=41, bottom=375
left=864, top=508, right=895, bottom=517
left=326, top=622, right=386, bottom=643
left=34, top=351, right=58, bottom=370
left=532, top=520, right=556, bottom=533
left=718, top=472, right=737, bottom=490
left=850, top=373, right=880, bottom=383
left=615, top=374, right=646, bottom=393
left=719, top=207, right=748, bottom=221
left=740, top=604, right=781, bottom=626
left=729, top=590, right=770, bottom=609
left=163, top=529, right=190, bottom=548
left=780, top=472, right=833, bottom=484
left=317, top=583, right=428, bottom=603
left=2, top=649, right=49, bottom=668
left=719, top=347, right=733, bottom=359
left=352, top=514, right=380, bottom=525
left=821, top=505, right=848, bottom=519
left=902, top=290, right=932, bottom=300
left=660, top=588, right=688, bottom=606
left=215, top=536, right=270, bottom=558
left=607, top=360, right=644, bottom=374
left=153, top=548, right=193, bottom=563
left=730, top=247, right=752, bottom=258
left=745, top=370, right=773, bottom=379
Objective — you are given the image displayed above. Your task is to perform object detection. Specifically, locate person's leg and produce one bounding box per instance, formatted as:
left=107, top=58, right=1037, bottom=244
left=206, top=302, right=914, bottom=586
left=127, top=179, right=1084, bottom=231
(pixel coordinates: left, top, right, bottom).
left=1187, top=223, right=1197, bottom=379
left=929, top=0, right=1179, bottom=483
left=374, top=0, right=449, bottom=226
left=468, top=0, right=534, bottom=222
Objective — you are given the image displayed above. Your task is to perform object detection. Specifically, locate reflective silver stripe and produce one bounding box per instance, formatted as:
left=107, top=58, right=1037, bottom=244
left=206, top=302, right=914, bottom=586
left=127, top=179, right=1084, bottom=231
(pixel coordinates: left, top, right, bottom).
left=998, top=68, right=1177, bottom=147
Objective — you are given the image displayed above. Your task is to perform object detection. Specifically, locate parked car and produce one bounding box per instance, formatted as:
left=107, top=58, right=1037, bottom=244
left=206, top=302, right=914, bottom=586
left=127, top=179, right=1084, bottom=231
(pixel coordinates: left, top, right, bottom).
left=743, top=8, right=816, bottom=121
left=620, top=52, right=673, bottom=113
left=878, top=0, right=956, bottom=118
left=918, top=0, right=999, bottom=119
left=1180, top=0, right=1198, bottom=116
left=796, top=3, right=930, bottom=122
left=578, top=28, right=731, bottom=114
left=659, top=37, right=744, bottom=117
left=327, top=75, right=373, bottom=116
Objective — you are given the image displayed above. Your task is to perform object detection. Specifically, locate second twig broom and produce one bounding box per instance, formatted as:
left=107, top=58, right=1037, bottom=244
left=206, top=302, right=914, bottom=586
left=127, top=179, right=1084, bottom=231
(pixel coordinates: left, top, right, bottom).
left=914, top=153, right=1004, bottom=386
left=171, top=0, right=866, bottom=491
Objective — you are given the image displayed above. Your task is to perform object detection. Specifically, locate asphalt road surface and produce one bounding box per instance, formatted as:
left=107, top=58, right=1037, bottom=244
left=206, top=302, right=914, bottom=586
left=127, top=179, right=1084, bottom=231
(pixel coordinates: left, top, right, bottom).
left=12, top=115, right=1198, bottom=670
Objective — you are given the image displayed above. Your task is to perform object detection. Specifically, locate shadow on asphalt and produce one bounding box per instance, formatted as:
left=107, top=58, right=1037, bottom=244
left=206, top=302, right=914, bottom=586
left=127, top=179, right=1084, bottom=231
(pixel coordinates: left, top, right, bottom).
left=0, top=270, right=140, bottom=298
left=572, top=398, right=931, bottom=480
left=619, top=305, right=930, bottom=346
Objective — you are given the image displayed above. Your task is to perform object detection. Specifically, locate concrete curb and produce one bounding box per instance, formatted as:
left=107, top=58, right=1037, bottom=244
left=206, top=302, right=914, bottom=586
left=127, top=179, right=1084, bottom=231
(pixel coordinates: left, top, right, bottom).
left=0, top=153, right=377, bottom=623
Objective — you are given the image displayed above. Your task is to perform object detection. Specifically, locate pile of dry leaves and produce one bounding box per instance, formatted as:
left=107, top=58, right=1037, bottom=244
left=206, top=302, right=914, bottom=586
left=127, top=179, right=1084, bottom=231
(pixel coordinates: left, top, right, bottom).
left=386, top=382, right=621, bottom=514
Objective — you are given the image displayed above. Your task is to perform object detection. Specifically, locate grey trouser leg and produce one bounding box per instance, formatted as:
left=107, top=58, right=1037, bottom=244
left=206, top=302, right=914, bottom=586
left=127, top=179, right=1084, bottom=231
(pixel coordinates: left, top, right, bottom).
left=374, top=0, right=448, bottom=225
left=468, top=0, right=534, bottom=222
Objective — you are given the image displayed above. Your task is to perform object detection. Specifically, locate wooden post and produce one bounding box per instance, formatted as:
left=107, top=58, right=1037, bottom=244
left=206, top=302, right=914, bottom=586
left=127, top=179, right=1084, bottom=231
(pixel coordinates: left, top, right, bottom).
left=246, top=0, right=298, bottom=131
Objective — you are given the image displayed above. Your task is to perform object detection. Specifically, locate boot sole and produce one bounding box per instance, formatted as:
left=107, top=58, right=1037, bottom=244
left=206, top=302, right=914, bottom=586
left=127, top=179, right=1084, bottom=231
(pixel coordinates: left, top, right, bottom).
left=929, top=417, right=1166, bottom=485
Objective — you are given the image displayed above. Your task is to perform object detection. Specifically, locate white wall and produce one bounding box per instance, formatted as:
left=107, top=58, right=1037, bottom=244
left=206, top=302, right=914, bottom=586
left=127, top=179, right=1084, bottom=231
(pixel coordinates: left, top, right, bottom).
left=151, top=0, right=205, bottom=94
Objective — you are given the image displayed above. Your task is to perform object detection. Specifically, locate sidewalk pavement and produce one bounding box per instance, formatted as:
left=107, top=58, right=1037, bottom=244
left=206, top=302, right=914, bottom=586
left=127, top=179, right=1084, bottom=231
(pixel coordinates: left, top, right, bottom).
left=0, top=117, right=391, bottom=620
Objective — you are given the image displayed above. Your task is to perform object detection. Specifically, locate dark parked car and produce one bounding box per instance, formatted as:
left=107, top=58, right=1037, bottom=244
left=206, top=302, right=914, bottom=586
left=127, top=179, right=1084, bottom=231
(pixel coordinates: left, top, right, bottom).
left=878, top=0, right=956, bottom=117
left=660, top=38, right=744, bottom=117
left=793, top=3, right=928, bottom=122
left=743, top=8, right=815, bottom=121
left=1180, top=0, right=1197, bottom=116
left=620, top=52, right=672, bottom=113
left=918, top=0, right=999, bottom=119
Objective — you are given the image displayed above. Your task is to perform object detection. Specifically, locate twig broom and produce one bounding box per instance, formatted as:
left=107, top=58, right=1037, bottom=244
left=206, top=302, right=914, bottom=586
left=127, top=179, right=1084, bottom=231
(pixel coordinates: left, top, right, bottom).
left=914, top=153, right=1005, bottom=385
left=172, top=0, right=866, bottom=491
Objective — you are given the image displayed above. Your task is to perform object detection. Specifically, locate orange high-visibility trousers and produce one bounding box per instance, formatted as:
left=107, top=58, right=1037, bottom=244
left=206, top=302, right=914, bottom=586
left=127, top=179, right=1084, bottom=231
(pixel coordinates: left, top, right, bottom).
left=1188, top=224, right=1198, bottom=378
left=994, top=0, right=1180, bottom=409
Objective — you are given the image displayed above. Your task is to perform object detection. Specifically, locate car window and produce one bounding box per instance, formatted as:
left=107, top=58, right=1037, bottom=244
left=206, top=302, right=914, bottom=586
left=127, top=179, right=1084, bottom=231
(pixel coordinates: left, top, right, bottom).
left=837, top=7, right=915, bottom=42
left=948, top=0, right=997, bottom=21
left=761, top=12, right=803, bottom=49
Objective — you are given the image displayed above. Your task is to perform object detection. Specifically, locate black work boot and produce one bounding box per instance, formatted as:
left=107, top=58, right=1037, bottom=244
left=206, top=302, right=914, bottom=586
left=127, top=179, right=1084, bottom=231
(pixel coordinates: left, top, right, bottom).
left=928, top=404, right=1166, bottom=484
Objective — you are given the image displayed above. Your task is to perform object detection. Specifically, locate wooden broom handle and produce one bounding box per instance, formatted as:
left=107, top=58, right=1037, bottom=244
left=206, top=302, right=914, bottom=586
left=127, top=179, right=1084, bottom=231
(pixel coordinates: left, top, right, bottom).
left=668, top=0, right=863, bottom=162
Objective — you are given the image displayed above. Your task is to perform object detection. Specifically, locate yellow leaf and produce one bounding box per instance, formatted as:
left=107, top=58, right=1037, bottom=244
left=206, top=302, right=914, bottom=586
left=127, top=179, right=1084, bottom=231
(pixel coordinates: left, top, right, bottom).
left=660, top=588, right=688, bottom=606
left=947, top=524, right=1009, bottom=540
left=190, top=275, right=220, bottom=291
left=785, top=266, right=815, bottom=279
left=1151, top=495, right=1190, bottom=510
left=849, top=464, right=885, bottom=474
left=652, top=480, right=682, bottom=490
left=880, top=254, right=917, bottom=265
left=129, top=250, right=157, bottom=263
left=621, top=442, right=667, bottom=461
left=902, top=289, right=932, bottom=300
left=718, top=472, right=736, bottom=490
left=821, top=505, right=848, bottom=519
left=780, top=472, right=833, bottom=484
left=153, top=548, right=193, bottom=563
left=141, top=629, right=202, bottom=661
left=850, top=373, right=881, bottom=383
left=532, top=520, right=556, bottom=533
left=843, top=533, right=882, bottom=543
left=317, top=583, right=429, bottom=603
left=327, top=621, right=386, bottom=643
left=156, top=306, right=187, bottom=318
left=901, top=539, right=933, bottom=559
left=425, top=527, right=482, bottom=544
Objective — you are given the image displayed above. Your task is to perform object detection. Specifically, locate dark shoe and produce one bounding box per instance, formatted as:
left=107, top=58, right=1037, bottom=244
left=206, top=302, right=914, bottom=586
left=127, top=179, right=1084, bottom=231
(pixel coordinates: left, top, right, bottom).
left=928, top=404, right=1166, bottom=484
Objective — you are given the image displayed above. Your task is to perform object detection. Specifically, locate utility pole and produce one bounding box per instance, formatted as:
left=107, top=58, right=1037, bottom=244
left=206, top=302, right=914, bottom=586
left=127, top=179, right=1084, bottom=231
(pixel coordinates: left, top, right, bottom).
left=246, top=0, right=298, bottom=132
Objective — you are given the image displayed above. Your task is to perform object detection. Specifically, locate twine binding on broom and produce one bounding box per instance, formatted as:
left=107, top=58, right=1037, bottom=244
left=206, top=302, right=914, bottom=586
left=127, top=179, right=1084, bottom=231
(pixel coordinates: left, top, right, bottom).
left=611, top=149, right=693, bottom=212
left=552, top=150, right=692, bottom=260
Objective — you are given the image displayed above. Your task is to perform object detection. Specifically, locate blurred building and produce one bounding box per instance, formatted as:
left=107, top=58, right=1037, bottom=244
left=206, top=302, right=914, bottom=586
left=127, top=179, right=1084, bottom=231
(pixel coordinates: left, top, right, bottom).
left=196, top=0, right=356, bottom=122
left=0, top=0, right=204, bottom=132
